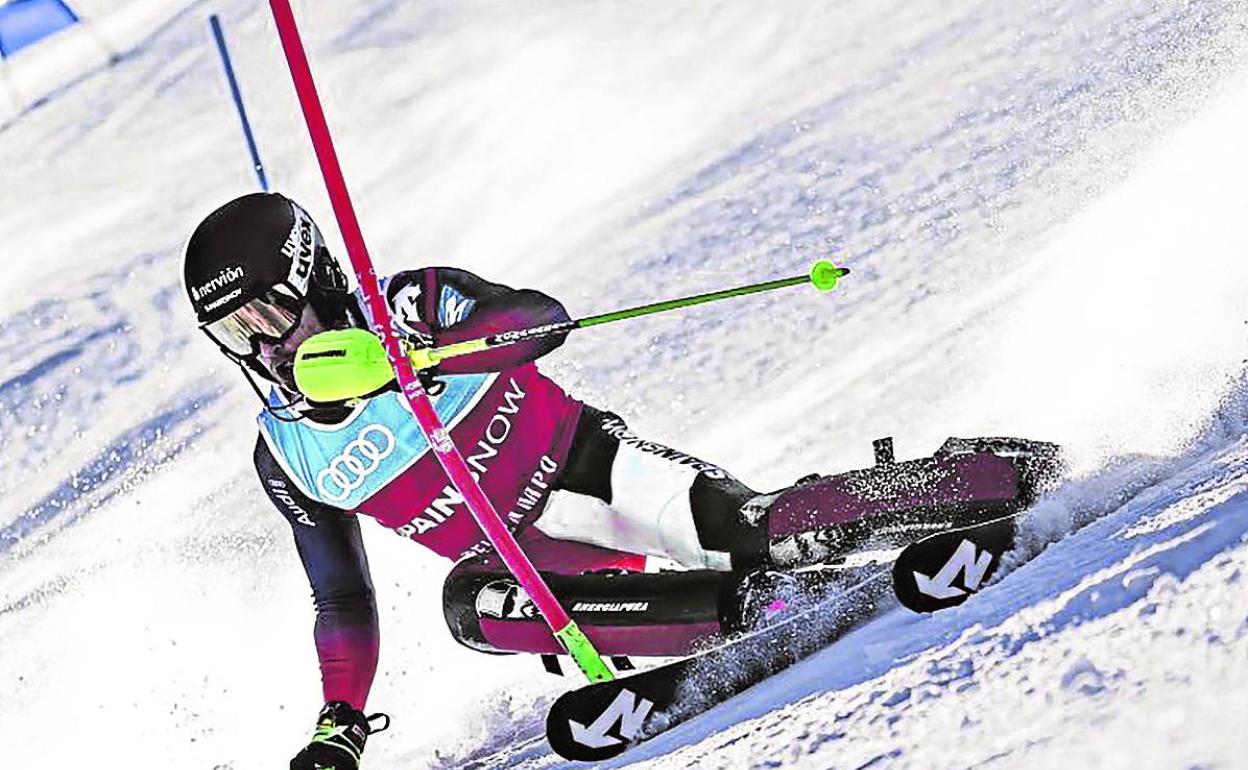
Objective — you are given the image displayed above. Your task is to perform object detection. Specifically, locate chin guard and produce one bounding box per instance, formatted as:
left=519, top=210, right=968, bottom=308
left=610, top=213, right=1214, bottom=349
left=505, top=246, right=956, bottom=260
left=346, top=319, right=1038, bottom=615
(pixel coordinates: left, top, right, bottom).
left=294, top=328, right=397, bottom=403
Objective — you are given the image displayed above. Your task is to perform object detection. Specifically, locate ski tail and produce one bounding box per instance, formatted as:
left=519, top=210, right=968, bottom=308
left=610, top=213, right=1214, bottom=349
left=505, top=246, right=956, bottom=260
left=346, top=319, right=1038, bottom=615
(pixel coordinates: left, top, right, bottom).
left=892, top=438, right=1064, bottom=612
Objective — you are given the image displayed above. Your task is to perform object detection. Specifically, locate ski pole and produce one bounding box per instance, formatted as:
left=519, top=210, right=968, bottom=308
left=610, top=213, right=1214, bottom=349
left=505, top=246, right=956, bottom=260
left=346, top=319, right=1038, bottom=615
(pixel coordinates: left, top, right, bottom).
left=408, top=260, right=849, bottom=370
left=294, top=260, right=850, bottom=402
left=209, top=15, right=269, bottom=191
left=268, top=0, right=614, bottom=683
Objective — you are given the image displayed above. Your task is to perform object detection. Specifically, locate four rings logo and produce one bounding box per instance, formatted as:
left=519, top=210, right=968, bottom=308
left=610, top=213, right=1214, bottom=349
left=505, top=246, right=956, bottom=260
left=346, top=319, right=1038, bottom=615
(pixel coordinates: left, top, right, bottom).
left=316, top=425, right=397, bottom=503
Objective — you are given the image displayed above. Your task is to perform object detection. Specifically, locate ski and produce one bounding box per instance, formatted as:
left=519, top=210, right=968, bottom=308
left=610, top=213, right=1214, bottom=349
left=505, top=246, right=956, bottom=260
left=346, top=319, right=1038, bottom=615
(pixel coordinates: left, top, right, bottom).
left=545, top=566, right=891, bottom=761
left=888, top=438, right=1062, bottom=613
left=544, top=437, right=1062, bottom=760
left=891, top=512, right=1020, bottom=612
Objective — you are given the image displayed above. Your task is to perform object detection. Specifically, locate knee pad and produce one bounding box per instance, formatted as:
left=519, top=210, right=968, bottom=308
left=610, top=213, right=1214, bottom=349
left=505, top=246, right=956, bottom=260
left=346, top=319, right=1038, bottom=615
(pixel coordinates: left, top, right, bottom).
left=442, top=566, right=527, bottom=655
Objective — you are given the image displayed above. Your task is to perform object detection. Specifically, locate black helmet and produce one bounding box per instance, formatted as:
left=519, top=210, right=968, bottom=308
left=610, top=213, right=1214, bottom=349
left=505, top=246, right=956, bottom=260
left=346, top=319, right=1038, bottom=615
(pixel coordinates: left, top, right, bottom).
left=183, top=193, right=355, bottom=371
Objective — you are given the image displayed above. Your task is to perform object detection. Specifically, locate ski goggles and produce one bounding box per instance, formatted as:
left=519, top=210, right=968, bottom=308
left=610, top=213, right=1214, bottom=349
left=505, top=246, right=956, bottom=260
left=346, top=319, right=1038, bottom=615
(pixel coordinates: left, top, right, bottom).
left=202, top=284, right=306, bottom=358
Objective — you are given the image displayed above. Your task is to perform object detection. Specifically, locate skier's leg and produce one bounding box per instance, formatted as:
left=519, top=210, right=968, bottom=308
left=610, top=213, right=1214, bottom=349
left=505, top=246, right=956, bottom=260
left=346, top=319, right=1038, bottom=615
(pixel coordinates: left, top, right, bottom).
left=535, top=407, right=1045, bottom=571
left=534, top=407, right=765, bottom=570
left=441, top=529, right=740, bottom=657
left=761, top=448, right=1040, bottom=566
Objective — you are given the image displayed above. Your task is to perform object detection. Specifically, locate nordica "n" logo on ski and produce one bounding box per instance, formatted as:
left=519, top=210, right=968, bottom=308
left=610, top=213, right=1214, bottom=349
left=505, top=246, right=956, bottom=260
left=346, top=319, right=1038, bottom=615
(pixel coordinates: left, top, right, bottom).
left=913, top=539, right=994, bottom=599
left=568, top=689, right=654, bottom=749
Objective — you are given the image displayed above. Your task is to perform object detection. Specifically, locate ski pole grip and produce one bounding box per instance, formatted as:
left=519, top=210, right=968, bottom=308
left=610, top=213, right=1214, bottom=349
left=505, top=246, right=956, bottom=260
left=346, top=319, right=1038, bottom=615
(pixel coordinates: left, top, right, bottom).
left=555, top=621, right=615, bottom=682
left=408, top=338, right=490, bottom=370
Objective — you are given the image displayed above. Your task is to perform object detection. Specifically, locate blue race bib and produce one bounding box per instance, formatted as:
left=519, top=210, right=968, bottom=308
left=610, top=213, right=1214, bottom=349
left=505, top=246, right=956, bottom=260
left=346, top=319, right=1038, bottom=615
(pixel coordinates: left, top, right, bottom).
left=258, top=372, right=495, bottom=509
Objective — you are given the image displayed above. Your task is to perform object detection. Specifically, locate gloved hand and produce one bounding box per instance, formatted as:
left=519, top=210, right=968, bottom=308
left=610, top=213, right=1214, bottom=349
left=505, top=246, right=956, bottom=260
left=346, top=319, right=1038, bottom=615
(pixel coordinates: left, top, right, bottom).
left=290, top=701, right=390, bottom=770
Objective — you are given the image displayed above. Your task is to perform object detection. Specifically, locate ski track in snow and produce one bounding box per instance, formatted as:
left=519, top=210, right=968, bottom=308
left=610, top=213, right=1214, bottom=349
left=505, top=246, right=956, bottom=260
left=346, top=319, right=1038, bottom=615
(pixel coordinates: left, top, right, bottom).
left=2, top=1, right=1248, bottom=768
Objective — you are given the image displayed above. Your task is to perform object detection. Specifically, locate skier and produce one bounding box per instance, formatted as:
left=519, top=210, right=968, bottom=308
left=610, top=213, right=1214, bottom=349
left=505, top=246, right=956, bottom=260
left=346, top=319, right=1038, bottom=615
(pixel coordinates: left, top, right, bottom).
left=183, top=192, right=1040, bottom=769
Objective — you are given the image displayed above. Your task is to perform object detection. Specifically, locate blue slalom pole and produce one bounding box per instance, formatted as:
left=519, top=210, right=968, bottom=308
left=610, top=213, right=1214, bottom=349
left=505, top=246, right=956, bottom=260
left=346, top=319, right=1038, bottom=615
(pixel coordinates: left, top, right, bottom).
left=209, top=14, right=269, bottom=191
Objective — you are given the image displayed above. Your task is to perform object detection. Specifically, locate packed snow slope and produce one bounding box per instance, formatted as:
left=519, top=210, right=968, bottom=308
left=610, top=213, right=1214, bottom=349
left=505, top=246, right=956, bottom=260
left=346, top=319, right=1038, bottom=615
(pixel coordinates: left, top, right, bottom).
left=2, top=1, right=1248, bottom=768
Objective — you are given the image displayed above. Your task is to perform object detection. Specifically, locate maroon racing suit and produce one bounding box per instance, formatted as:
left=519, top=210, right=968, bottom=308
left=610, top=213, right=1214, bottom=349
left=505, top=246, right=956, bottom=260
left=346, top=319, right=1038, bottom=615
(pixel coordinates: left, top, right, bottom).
left=254, top=267, right=765, bottom=710
left=254, top=267, right=1037, bottom=712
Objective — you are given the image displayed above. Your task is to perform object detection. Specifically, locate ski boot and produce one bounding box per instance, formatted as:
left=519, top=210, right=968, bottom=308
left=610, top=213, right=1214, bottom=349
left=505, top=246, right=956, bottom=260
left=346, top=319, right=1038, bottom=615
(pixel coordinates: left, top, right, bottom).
left=756, top=436, right=1062, bottom=570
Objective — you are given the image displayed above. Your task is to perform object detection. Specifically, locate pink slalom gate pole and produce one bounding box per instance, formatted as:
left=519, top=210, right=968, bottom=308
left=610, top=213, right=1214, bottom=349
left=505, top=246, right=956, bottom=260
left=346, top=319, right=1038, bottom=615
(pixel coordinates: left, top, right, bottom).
left=266, top=0, right=612, bottom=683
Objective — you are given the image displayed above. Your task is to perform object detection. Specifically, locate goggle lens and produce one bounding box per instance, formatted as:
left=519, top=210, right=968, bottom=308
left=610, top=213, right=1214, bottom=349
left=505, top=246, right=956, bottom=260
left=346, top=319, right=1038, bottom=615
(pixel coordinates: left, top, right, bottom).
left=204, top=287, right=304, bottom=356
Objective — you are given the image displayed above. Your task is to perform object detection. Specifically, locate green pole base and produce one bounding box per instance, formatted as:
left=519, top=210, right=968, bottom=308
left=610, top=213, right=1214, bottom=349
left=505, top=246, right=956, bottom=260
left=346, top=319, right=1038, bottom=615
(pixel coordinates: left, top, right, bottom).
left=554, top=621, right=615, bottom=683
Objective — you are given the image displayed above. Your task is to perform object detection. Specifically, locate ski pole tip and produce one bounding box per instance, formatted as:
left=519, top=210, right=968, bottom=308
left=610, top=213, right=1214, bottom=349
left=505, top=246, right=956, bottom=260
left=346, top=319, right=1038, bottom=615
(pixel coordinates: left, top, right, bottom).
left=810, top=259, right=849, bottom=291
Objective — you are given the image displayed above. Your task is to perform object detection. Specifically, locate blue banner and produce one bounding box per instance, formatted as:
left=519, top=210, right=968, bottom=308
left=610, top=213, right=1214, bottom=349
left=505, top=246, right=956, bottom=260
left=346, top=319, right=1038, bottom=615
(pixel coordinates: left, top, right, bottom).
left=0, top=0, right=79, bottom=59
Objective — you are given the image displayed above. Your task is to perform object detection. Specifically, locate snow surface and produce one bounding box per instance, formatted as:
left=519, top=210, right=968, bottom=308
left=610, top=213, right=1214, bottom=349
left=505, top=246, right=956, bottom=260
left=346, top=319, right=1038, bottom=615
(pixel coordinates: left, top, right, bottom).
left=3, top=1, right=1248, bottom=768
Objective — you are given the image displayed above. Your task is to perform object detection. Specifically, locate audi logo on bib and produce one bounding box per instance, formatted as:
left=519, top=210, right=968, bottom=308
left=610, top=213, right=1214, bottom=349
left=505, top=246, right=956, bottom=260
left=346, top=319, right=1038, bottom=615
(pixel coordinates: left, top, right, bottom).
left=316, top=425, right=397, bottom=502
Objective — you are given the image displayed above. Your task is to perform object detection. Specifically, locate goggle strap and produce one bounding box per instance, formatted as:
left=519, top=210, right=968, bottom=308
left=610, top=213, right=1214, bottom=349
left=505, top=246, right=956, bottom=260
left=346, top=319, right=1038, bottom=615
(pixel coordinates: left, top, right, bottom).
left=237, top=361, right=307, bottom=423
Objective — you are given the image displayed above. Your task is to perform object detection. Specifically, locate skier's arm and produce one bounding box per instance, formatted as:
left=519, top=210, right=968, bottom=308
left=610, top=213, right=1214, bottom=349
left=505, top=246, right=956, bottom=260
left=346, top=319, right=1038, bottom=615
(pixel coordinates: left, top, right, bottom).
left=387, top=267, right=572, bottom=374
left=254, top=437, right=380, bottom=711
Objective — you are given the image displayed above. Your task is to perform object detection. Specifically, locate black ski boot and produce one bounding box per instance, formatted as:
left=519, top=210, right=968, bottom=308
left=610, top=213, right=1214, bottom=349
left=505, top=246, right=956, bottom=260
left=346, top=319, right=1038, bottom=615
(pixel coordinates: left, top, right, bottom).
left=754, top=437, right=1062, bottom=570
